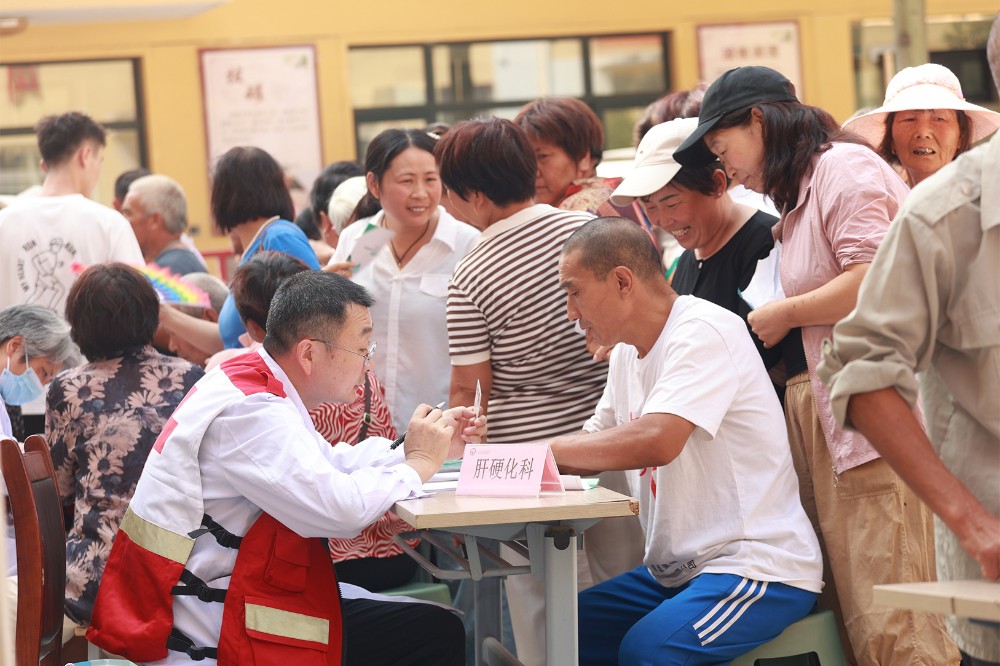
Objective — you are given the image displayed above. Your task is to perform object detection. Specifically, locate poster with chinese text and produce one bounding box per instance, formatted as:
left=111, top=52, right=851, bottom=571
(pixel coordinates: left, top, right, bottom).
left=697, top=22, right=803, bottom=97
left=200, top=45, right=323, bottom=196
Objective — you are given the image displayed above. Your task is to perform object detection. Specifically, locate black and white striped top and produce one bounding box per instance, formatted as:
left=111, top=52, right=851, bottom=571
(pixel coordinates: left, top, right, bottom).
left=447, top=204, right=608, bottom=443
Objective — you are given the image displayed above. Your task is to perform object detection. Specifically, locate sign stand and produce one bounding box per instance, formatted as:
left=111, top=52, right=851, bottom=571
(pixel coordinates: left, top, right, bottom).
left=457, top=444, right=565, bottom=497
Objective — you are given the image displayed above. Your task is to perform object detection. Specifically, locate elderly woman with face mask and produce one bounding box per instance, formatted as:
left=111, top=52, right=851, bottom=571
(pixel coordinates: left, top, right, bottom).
left=1, top=304, right=76, bottom=626
left=0, top=304, right=76, bottom=439
left=845, top=62, right=1000, bottom=186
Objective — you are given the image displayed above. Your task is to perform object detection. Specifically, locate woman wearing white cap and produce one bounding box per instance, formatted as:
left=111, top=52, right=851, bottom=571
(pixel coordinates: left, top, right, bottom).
left=609, top=118, right=799, bottom=395
left=845, top=62, right=1000, bottom=186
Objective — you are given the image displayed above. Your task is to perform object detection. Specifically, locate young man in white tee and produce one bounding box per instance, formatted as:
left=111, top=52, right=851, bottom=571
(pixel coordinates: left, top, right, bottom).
left=551, top=216, right=822, bottom=665
left=0, top=111, right=143, bottom=315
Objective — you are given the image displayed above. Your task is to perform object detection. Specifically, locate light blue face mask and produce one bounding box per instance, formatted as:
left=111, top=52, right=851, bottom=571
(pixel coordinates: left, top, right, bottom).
left=0, top=352, right=45, bottom=406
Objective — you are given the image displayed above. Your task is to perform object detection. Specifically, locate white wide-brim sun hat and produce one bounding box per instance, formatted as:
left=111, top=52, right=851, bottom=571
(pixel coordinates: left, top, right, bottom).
left=844, top=63, right=1000, bottom=148
left=610, top=117, right=700, bottom=207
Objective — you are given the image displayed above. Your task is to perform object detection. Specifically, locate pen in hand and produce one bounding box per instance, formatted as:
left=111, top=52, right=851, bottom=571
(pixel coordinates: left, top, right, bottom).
left=389, top=401, right=447, bottom=450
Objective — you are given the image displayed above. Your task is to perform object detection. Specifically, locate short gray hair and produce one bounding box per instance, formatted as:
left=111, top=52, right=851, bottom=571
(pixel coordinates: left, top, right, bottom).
left=179, top=272, right=229, bottom=313
left=0, top=304, right=78, bottom=366
left=128, top=174, right=188, bottom=234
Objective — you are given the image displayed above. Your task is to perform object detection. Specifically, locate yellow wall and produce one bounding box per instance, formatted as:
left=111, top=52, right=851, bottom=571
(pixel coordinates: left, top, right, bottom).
left=2, top=0, right=995, bottom=249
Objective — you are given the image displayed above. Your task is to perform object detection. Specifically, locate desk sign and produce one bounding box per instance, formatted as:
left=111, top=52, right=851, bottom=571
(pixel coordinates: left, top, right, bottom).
left=457, top=444, right=565, bottom=497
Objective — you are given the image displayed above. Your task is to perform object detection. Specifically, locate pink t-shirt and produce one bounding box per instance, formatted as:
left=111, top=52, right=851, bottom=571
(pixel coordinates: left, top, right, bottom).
left=776, top=142, right=909, bottom=473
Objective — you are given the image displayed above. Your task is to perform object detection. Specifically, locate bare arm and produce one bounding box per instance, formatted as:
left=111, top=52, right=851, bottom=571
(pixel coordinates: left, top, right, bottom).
left=848, top=387, right=1000, bottom=580
left=159, top=303, right=225, bottom=355
left=549, top=413, right=696, bottom=473
left=749, top=263, right=869, bottom=348
left=450, top=361, right=492, bottom=417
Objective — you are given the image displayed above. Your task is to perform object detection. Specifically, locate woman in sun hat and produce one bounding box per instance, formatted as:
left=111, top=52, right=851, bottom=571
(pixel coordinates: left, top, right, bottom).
left=845, top=62, right=1000, bottom=186
left=673, top=65, right=961, bottom=665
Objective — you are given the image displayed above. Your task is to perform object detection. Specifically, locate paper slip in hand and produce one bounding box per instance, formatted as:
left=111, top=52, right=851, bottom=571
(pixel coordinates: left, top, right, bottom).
left=349, top=226, right=395, bottom=271
left=739, top=241, right=785, bottom=310
left=473, top=379, right=482, bottom=419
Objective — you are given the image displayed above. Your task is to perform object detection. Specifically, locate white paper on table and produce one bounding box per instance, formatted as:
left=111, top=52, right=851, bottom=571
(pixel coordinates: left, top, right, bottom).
left=422, top=480, right=460, bottom=492
left=349, top=226, right=395, bottom=271
left=738, top=240, right=785, bottom=310
left=559, top=475, right=600, bottom=491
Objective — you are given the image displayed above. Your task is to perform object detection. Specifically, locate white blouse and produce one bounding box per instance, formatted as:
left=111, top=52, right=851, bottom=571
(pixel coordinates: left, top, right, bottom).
left=332, top=207, right=480, bottom=432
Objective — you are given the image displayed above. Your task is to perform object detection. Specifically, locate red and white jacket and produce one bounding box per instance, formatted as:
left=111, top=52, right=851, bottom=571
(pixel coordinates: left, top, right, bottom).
left=89, top=349, right=424, bottom=664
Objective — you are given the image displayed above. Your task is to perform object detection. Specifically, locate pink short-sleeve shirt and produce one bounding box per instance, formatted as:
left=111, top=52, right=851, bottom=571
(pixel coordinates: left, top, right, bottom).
left=777, top=142, right=910, bottom=473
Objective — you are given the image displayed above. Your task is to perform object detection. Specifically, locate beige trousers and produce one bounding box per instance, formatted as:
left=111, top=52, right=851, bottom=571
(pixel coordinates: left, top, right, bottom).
left=785, top=373, right=960, bottom=665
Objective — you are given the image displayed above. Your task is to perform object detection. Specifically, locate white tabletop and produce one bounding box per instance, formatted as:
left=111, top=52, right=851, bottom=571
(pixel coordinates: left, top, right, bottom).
left=392, top=486, right=638, bottom=530
left=873, top=580, right=1000, bottom=622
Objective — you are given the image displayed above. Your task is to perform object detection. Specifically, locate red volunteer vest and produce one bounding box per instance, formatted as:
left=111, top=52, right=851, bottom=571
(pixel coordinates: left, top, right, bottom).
left=87, top=352, right=344, bottom=663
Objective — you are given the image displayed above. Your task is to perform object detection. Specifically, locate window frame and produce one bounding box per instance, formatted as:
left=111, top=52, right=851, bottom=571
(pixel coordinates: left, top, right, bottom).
left=0, top=57, right=148, bottom=167
left=350, top=32, right=672, bottom=158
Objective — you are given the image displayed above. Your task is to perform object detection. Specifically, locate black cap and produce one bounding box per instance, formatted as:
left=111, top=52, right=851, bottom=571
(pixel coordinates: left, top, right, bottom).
left=674, top=66, right=797, bottom=166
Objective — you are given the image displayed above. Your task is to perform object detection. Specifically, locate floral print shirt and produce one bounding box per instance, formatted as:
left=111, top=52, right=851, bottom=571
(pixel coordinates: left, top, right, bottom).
left=46, top=345, right=203, bottom=623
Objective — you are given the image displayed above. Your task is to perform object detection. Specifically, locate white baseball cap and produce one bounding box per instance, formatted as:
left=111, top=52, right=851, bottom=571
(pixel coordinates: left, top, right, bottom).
left=610, top=117, right=700, bottom=207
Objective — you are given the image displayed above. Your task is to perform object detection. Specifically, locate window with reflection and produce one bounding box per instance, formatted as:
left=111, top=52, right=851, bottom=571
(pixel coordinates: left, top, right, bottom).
left=590, top=35, right=665, bottom=96
left=0, top=59, right=146, bottom=206
left=350, top=33, right=670, bottom=158
left=349, top=46, right=427, bottom=108
left=432, top=39, right=584, bottom=104
left=852, top=16, right=998, bottom=113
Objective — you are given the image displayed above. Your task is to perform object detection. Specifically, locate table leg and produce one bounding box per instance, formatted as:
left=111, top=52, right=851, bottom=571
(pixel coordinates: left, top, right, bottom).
left=474, top=540, right=503, bottom=665
left=544, top=526, right=579, bottom=666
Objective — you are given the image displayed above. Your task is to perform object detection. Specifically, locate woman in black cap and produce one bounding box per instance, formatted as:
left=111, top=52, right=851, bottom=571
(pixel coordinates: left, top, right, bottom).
left=673, top=66, right=959, bottom=665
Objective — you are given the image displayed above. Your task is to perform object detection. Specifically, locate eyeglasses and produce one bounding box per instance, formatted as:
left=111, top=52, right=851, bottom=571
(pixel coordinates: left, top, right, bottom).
left=309, top=338, right=377, bottom=364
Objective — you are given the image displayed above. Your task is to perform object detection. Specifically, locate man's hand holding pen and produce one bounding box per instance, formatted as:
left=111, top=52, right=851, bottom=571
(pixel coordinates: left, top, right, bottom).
left=399, top=402, right=487, bottom=482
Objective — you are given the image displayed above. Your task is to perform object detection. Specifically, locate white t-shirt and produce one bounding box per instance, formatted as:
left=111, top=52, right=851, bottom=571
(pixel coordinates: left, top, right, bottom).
left=0, top=194, right=143, bottom=315
left=332, top=208, right=479, bottom=433
left=584, top=296, right=822, bottom=593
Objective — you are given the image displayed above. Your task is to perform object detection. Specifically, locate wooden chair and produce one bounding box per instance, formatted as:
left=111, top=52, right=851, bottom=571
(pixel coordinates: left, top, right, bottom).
left=1, top=434, right=66, bottom=666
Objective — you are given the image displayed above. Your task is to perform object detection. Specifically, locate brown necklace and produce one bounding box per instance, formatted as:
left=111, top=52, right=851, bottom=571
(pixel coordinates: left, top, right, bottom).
left=389, top=219, right=432, bottom=268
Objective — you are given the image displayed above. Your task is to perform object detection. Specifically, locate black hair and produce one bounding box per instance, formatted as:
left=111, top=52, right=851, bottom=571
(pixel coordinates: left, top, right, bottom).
left=670, top=160, right=726, bottom=196
left=65, top=263, right=159, bottom=360
left=114, top=167, right=152, bottom=202
left=210, top=146, right=295, bottom=232
left=264, top=271, right=375, bottom=356
left=309, top=160, right=365, bottom=227
left=232, top=251, right=311, bottom=332
left=35, top=112, right=106, bottom=167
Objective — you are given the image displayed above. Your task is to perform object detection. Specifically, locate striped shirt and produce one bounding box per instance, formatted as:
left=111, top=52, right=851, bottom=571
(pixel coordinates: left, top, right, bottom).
left=448, top=204, right=608, bottom=442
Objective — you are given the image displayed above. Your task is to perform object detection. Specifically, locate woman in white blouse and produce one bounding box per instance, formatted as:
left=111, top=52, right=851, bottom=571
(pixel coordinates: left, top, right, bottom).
left=330, top=129, right=479, bottom=433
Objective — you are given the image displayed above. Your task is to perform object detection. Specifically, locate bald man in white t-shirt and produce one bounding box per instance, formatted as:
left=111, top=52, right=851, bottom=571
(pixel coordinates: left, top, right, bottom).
left=551, top=217, right=822, bottom=666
